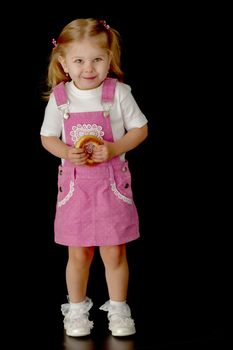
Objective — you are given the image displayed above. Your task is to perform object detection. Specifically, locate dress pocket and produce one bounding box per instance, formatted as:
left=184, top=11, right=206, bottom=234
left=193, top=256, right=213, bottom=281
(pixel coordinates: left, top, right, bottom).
left=110, top=163, right=133, bottom=205
left=57, top=166, right=75, bottom=208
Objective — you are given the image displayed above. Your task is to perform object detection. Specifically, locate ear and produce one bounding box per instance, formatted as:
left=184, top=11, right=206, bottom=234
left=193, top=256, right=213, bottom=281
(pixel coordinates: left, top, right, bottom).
left=58, top=56, right=68, bottom=74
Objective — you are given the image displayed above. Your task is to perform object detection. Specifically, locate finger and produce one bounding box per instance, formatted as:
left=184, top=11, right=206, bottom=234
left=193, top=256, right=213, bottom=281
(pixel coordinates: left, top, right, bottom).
left=75, top=148, right=85, bottom=154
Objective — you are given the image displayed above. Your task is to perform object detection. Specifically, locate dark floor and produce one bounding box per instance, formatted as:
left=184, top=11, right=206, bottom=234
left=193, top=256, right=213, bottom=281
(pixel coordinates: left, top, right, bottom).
left=38, top=311, right=224, bottom=350
left=29, top=266, right=224, bottom=350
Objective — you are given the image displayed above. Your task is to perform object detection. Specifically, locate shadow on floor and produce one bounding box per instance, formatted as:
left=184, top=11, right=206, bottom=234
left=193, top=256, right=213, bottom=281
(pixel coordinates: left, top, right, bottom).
left=63, top=334, right=135, bottom=350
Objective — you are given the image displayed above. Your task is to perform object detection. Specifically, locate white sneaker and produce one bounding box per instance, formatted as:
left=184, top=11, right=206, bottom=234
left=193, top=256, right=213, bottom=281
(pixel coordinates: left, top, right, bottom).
left=61, top=297, right=94, bottom=337
left=100, top=300, right=136, bottom=336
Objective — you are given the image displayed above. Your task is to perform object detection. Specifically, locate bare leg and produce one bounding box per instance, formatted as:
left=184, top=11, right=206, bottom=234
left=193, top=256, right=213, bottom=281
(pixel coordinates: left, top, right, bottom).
left=99, top=244, right=128, bottom=301
left=66, top=246, right=95, bottom=303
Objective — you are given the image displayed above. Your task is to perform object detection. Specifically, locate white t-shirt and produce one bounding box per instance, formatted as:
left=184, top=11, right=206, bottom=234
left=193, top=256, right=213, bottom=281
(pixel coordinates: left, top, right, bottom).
left=40, top=81, right=147, bottom=159
left=40, top=80, right=148, bottom=159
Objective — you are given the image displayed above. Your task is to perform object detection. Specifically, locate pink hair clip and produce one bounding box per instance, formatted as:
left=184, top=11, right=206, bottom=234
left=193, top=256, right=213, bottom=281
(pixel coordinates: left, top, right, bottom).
left=100, top=20, right=110, bottom=30
left=52, top=38, right=57, bottom=47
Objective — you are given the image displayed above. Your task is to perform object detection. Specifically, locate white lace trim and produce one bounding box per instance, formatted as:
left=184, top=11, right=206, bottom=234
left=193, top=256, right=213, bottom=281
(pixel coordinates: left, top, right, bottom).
left=109, top=314, right=135, bottom=330
left=70, top=124, right=104, bottom=144
left=61, top=297, right=94, bottom=331
left=99, top=300, right=131, bottom=317
left=61, top=297, right=93, bottom=316
left=64, top=315, right=93, bottom=331
left=110, top=183, right=133, bottom=204
left=57, top=180, right=74, bottom=207
left=99, top=300, right=135, bottom=331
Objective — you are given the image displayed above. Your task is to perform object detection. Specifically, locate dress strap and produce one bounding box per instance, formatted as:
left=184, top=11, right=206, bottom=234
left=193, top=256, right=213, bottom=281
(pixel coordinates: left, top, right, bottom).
left=53, top=82, right=69, bottom=119
left=101, top=77, right=117, bottom=103
left=53, top=82, right=68, bottom=106
left=101, top=78, right=117, bottom=117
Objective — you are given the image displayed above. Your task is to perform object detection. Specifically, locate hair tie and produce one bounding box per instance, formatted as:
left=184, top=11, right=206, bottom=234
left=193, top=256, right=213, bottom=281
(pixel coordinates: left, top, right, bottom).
left=52, top=38, right=57, bottom=47
left=99, top=20, right=110, bottom=30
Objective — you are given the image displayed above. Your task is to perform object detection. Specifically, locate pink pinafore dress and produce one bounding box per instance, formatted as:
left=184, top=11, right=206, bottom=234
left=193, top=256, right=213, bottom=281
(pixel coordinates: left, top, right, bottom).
left=53, top=78, right=139, bottom=247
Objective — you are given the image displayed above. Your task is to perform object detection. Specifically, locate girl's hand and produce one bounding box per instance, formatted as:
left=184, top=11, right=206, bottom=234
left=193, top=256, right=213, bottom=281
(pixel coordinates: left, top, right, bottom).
left=67, top=147, right=88, bottom=165
left=91, top=141, right=116, bottom=163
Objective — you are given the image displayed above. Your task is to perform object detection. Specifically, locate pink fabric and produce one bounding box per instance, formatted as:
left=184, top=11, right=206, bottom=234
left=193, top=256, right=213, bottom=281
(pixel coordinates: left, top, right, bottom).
left=101, top=77, right=117, bottom=102
left=53, top=78, right=140, bottom=247
left=53, top=82, right=68, bottom=106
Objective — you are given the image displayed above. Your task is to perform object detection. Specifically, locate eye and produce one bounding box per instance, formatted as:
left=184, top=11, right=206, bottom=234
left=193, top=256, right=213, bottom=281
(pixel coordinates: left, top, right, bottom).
left=74, top=59, right=83, bottom=64
left=94, top=57, right=103, bottom=62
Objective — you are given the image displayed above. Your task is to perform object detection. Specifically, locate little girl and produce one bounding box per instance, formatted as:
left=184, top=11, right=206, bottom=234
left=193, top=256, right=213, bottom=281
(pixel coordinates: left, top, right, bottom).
left=40, top=18, right=148, bottom=337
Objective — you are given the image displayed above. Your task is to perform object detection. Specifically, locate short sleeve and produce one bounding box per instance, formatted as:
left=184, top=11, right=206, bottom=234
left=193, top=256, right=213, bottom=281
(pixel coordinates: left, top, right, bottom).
left=40, top=93, right=63, bottom=137
left=116, top=82, right=148, bottom=131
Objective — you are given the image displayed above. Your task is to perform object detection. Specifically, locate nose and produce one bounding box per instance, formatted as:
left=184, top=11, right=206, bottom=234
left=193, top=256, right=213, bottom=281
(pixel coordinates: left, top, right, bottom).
left=84, top=61, right=94, bottom=72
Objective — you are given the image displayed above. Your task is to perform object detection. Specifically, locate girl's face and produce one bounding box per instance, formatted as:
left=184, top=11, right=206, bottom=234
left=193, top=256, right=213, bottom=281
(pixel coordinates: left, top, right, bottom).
left=59, top=37, right=111, bottom=90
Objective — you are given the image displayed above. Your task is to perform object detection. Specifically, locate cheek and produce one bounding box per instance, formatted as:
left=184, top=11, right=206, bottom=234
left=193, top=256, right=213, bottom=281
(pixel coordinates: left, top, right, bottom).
left=68, top=65, right=80, bottom=75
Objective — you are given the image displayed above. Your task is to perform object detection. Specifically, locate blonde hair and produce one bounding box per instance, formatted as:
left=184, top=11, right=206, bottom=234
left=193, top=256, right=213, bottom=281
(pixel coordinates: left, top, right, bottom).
left=44, top=18, right=124, bottom=99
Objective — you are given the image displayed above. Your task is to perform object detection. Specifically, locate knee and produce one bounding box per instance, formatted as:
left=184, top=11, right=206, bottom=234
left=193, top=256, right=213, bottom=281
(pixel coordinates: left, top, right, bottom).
left=100, top=245, right=126, bottom=268
left=69, top=247, right=94, bottom=266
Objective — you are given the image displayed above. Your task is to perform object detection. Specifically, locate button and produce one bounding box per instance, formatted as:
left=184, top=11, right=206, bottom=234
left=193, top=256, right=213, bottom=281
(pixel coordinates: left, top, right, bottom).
left=59, top=186, right=63, bottom=192
left=122, top=166, right=128, bottom=172
left=124, top=183, right=129, bottom=188
left=59, top=169, right=63, bottom=175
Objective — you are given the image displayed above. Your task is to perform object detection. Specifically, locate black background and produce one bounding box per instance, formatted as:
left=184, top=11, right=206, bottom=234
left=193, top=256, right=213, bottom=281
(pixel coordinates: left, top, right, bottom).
left=3, top=3, right=225, bottom=349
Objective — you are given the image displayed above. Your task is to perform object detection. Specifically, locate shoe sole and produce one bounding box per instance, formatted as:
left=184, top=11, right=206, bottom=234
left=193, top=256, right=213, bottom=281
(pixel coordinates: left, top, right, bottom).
left=66, top=330, right=91, bottom=337
left=111, top=330, right=136, bottom=337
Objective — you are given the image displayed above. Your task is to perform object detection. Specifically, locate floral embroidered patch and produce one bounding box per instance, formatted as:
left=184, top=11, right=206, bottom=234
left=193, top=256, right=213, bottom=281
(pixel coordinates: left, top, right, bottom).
left=70, top=124, right=104, bottom=143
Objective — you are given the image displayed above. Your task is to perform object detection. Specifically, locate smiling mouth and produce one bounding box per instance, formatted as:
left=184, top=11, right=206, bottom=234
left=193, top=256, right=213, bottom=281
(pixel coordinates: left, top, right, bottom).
left=83, top=76, right=96, bottom=80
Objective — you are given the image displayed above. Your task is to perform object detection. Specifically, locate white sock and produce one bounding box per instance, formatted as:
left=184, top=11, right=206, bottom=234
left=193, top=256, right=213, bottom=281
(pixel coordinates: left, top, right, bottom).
left=69, top=299, right=86, bottom=310
left=109, top=300, right=126, bottom=306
